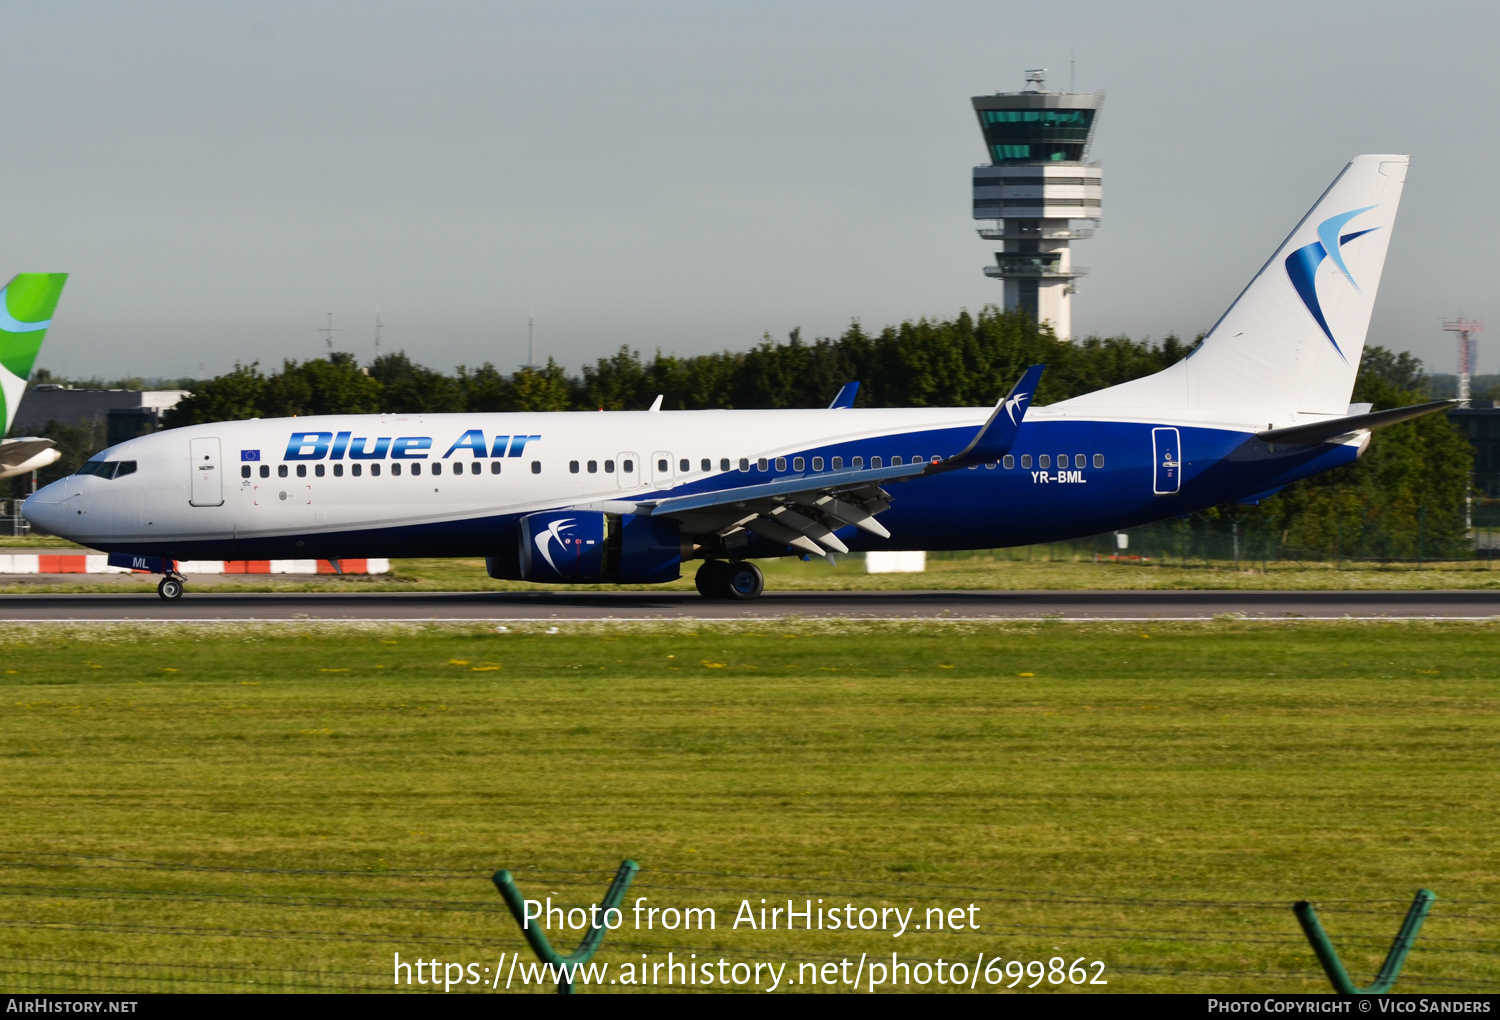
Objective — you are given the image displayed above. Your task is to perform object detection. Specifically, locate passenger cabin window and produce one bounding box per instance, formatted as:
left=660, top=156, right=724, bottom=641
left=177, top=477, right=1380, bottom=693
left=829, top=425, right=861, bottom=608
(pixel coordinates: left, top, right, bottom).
left=812, top=456, right=823, bottom=471
left=792, top=457, right=804, bottom=471
left=1038, top=455, right=1050, bottom=468
left=470, top=461, right=480, bottom=475
left=852, top=456, right=863, bottom=468
left=739, top=458, right=749, bottom=471
left=371, top=464, right=381, bottom=476
left=622, top=459, right=633, bottom=473
left=334, top=464, right=344, bottom=477
left=260, top=465, right=269, bottom=478
left=605, top=460, right=615, bottom=472
left=431, top=463, right=440, bottom=476
left=682, top=458, right=691, bottom=472
left=490, top=461, right=501, bottom=475
left=392, top=463, right=402, bottom=476
left=315, top=464, right=325, bottom=477
left=1056, top=454, right=1066, bottom=468
left=278, top=465, right=288, bottom=478
left=352, top=464, right=362, bottom=477
left=1093, top=454, right=1104, bottom=468
left=412, top=463, right=422, bottom=476
left=241, top=465, right=251, bottom=478
left=657, top=458, right=669, bottom=473
left=570, top=460, right=580, bottom=474
left=773, top=457, right=785, bottom=472
left=832, top=456, right=842, bottom=469
left=1021, top=455, right=1032, bottom=468
left=531, top=461, right=541, bottom=474
left=588, top=460, right=598, bottom=473
left=757, top=458, right=768, bottom=471
left=1075, top=454, right=1086, bottom=469
left=1003, top=454, right=1015, bottom=469
left=296, top=464, right=307, bottom=477
left=720, top=458, right=730, bottom=472
left=891, top=456, right=902, bottom=466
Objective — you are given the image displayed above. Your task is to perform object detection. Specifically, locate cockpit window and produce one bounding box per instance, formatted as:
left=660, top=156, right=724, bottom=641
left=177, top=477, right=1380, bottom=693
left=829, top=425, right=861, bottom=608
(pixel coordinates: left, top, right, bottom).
left=75, top=459, right=136, bottom=480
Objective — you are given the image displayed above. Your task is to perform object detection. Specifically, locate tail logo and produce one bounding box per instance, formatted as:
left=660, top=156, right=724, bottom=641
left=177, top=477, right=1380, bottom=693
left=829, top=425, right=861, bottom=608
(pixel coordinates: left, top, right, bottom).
left=0, top=286, right=51, bottom=334
left=1004, top=391, right=1031, bottom=426
left=1284, top=206, right=1379, bottom=362
left=534, top=518, right=575, bottom=572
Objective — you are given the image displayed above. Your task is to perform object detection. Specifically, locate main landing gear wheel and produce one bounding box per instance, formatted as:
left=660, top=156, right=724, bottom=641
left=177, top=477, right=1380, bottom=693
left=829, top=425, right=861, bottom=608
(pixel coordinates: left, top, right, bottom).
left=695, top=560, right=730, bottom=598
left=157, top=576, right=184, bottom=601
left=723, top=561, right=763, bottom=601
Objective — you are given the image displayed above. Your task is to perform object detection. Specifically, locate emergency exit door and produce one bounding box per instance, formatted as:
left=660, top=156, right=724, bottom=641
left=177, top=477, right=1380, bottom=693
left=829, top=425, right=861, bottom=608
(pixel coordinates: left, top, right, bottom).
left=189, top=437, right=224, bottom=506
left=1152, top=427, right=1181, bottom=496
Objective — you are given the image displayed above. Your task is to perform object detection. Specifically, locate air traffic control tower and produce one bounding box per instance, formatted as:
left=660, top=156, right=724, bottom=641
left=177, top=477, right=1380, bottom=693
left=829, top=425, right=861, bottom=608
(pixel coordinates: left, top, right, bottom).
left=972, top=70, right=1103, bottom=338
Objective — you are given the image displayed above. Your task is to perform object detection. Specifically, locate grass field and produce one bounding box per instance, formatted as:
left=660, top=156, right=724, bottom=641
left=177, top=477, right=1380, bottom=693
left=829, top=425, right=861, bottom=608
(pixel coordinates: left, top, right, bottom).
left=0, top=619, right=1496, bottom=994
left=5, top=550, right=1500, bottom=594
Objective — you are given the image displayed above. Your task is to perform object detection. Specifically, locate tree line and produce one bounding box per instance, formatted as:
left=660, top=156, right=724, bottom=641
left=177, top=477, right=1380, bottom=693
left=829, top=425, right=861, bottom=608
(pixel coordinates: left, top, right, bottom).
left=12, top=306, right=1474, bottom=557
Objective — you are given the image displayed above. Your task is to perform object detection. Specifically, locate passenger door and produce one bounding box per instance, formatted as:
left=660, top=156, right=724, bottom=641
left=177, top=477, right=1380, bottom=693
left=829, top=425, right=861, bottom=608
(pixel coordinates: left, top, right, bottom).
left=616, top=452, right=639, bottom=490
left=188, top=437, right=224, bottom=506
left=651, top=451, right=674, bottom=489
left=1152, top=427, right=1181, bottom=496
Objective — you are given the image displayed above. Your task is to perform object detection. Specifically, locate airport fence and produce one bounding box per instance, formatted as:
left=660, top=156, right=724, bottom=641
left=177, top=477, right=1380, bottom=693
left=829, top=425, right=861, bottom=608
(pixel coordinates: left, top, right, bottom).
left=937, top=509, right=1500, bottom=572
left=0, top=499, right=30, bottom=538
left=0, top=850, right=1495, bottom=995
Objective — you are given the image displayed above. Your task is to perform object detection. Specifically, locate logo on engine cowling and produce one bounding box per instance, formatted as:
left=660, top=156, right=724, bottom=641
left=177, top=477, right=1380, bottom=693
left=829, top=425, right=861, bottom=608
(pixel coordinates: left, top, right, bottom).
left=534, top=518, right=575, bottom=572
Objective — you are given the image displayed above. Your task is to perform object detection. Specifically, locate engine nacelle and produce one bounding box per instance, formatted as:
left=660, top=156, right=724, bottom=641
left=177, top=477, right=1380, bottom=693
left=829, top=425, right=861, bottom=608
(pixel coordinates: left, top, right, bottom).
left=498, top=510, right=684, bottom=584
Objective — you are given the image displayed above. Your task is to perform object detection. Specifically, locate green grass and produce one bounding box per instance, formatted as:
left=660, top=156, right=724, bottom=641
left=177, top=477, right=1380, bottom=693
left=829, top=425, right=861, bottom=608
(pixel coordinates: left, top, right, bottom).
left=0, top=620, right=1496, bottom=994
left=6, top=551, right=1500, bottom=594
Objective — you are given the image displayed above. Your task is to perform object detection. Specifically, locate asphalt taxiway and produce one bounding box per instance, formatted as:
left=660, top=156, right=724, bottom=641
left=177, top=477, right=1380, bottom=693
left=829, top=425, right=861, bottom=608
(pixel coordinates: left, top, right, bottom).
left=3, top=589, right=1499, bottom=622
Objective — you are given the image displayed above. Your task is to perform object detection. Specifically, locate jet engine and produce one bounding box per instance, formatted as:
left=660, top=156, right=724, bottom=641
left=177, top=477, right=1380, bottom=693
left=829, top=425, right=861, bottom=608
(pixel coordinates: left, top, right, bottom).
left=490, top=510, right=685, bottom=584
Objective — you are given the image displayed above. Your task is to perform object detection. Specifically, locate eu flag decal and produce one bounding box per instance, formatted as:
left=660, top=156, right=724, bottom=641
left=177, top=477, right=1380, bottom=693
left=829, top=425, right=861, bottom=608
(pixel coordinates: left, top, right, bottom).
left=241, top=450, right=261, bottom=462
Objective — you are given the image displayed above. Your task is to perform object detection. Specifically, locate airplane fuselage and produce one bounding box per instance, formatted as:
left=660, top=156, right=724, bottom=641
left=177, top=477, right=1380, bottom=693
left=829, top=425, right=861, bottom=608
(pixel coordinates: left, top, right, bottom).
left=23, top=406, right=1361, bottom=566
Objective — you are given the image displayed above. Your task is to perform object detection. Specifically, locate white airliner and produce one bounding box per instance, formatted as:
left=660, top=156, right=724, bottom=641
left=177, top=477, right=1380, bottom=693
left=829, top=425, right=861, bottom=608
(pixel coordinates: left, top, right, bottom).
left=24, top=156, right=1453, bottom=601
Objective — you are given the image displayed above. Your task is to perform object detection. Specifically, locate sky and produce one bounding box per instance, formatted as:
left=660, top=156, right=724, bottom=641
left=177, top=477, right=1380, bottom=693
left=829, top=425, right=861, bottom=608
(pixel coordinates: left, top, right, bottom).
left=5, top=0, right=1497, bottom=382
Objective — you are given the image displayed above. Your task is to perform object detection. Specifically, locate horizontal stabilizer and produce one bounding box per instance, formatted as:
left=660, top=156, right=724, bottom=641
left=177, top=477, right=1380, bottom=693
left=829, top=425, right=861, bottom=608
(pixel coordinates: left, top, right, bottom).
left=828, top=382, right=860, bottom=409
left=1256, top=399, right=1457, bottom=446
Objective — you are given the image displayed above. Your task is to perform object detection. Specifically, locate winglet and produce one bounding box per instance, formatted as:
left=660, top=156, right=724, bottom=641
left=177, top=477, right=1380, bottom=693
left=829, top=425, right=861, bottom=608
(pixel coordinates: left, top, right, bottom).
left=941, top=364, right=1044, bottom=468
left=828, top=381, right=859, bottom=409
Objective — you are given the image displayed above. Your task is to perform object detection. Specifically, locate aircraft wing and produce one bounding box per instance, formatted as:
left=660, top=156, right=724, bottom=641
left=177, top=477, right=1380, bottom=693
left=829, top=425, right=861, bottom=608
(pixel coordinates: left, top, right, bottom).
left=0, top=437, right=60, bottom=480
left=638, top=366, right=1044, bottom=556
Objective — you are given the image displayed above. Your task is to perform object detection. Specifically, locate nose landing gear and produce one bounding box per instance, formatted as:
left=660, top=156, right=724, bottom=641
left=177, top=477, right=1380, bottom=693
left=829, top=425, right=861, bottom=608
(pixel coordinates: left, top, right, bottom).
left=157, top=575, right=184, bottom=600
left=694, top=560, right=764, bottom=601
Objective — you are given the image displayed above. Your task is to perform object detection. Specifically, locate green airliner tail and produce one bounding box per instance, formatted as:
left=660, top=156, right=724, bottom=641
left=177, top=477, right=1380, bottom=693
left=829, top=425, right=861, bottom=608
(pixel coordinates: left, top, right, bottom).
left=0, top=273, right=69, bottom=436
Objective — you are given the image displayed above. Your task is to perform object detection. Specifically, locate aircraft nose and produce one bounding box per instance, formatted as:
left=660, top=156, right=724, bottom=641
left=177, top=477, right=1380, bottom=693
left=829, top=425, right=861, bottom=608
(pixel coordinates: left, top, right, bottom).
left=21, top=480, right=73, bottom=536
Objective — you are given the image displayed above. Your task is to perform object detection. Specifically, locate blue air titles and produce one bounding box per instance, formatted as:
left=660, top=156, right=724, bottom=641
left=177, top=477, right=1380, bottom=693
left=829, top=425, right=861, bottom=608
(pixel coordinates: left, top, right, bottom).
left=284, top=430, right=541, bottom=461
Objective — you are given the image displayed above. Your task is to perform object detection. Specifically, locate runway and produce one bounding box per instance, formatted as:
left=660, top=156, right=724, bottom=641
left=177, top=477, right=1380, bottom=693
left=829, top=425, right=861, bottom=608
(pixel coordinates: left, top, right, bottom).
left=3, top=589, right=1500, bottom=622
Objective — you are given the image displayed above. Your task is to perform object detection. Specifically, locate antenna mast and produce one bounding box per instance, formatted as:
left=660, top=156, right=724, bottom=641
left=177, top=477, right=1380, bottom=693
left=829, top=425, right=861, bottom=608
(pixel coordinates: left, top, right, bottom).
left=374, top=308, right=383, bottom=353
left=1444, top=318, right=1485, bottom=407
left=318, top=312, right=341, bottom=352
left=521, top=311, right=541, bottom=370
